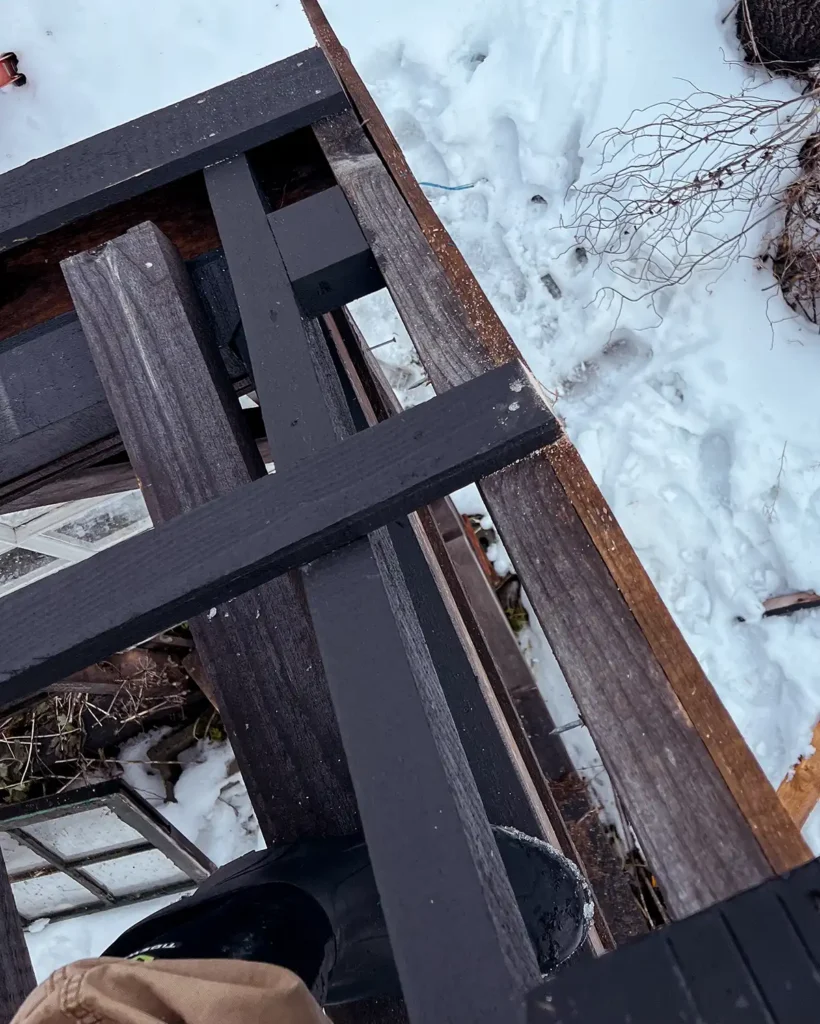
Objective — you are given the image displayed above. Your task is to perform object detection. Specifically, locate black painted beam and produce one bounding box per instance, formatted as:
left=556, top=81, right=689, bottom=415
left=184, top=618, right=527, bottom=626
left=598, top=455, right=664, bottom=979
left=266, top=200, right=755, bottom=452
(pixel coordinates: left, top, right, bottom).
left=268, top=185, right=383, bottom=315
left=0, top=357, right=558, bottom=706
left=0, top=188, right=384, bottom=495
left=0, top=49, right=347, bottom=253
left=206, top=153, right=541, bottom=1024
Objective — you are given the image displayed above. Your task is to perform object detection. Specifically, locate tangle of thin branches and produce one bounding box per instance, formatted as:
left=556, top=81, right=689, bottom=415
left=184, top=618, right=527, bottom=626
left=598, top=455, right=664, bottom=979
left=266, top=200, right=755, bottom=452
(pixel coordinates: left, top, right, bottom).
left=572, top=79, right=820, bottom=317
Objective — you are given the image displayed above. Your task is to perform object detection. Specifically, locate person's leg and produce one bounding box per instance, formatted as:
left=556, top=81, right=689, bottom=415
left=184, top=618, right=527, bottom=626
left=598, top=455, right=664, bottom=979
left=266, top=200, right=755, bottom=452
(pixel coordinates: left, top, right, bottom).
left=12, top=958, right=325, bottom=1024
left=105, top=827, right=592, bottom=1005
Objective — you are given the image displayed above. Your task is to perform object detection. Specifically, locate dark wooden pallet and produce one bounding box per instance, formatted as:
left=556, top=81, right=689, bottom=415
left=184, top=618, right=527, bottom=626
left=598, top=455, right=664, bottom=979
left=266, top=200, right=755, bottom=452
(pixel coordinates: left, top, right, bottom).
left=0, top=17, right=814, bottom=1024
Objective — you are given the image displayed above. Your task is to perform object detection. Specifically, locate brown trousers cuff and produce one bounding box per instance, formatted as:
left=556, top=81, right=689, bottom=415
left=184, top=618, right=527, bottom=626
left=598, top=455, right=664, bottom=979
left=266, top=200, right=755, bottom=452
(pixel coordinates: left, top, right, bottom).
left=12, top=957, right=326, bottom=1024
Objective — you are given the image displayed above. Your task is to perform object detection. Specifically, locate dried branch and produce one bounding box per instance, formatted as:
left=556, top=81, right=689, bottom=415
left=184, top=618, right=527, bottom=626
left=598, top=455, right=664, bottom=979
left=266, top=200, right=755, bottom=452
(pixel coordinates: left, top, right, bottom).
left=572, top=79, right=820, bottom=316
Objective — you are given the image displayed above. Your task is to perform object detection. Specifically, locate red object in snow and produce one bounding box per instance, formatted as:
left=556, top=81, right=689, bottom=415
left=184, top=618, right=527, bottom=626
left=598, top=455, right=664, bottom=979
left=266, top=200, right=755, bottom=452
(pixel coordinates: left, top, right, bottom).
left=0, top=52, right=25, bottom=88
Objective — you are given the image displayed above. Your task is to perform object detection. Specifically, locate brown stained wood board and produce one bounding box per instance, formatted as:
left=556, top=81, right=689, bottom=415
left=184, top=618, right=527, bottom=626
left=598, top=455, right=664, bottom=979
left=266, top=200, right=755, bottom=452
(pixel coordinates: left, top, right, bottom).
left=305, top=46, right=812, bottom=907
left=0, top=128, right=334, bottom=345
left=61, top=222, right=359, bottom=843
left=778, top=719, right=820, bottom=828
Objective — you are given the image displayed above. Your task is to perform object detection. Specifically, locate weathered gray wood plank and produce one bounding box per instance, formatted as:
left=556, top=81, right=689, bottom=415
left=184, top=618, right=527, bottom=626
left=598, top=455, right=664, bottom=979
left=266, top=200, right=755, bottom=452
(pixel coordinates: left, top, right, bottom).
left=61, top=221, right=359, bottom=842
left=313, top=106, right=811, bottom=914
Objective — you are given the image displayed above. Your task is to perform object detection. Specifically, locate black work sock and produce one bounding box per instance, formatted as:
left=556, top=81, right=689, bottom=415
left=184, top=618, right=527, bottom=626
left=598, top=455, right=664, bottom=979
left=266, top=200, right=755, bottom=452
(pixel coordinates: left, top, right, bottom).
left=104, top=883, right=335, bottom=1000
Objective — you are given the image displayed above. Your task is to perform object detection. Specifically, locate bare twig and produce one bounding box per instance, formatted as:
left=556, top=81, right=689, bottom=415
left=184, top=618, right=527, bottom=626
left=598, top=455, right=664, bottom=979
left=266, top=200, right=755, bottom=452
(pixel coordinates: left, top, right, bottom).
left=572, top=80, right=820, bottom=317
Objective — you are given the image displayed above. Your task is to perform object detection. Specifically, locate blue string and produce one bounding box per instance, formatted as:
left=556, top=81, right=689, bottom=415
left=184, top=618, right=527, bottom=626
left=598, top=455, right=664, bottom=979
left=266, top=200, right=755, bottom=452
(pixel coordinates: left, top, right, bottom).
left=418, top=181, right=476, bottom=191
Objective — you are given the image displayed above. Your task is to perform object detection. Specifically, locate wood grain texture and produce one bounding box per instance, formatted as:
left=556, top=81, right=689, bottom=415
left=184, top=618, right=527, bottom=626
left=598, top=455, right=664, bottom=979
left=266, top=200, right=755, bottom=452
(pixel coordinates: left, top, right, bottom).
left=306, top=534, right=539, bottom=1024
left=530, top=856, right=820, bottom=1023
left=0, top=248, right=248, bottom=495
left=0, top=856, right=35, bottom=1024
left=0, top=128, right=334, bottom=345
left=480, top=452, right=779, bottom=918
left=0, top=49, right=346, bottom=253
left=540, top=439, right=812, bottom=878
left=309, top=40, right=812, bottom=901
left=301, top=0, right=513, bottom=371
left=207, top=161, right=540, bottom=1018
left=61, top=221, right=358, bottom=842
left=778, top=719, right=820, bottom=828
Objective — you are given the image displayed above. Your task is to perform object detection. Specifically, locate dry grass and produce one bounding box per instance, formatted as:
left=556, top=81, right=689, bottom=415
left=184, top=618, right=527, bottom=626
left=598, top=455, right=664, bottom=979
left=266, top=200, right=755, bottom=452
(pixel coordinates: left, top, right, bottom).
left=0, top=657, right=190, bottom=804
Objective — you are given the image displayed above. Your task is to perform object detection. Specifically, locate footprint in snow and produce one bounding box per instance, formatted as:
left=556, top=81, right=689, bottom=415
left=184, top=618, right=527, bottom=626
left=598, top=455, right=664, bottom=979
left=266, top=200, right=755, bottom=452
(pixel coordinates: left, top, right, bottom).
left=562, top=329, right=653, bottom=402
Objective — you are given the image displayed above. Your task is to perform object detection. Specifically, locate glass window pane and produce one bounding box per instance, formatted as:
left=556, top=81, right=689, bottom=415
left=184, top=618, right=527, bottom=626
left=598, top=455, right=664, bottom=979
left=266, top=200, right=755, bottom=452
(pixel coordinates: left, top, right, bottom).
left=81, top=850, right=189, bottom=896
left=22, top=807, right=143, bottom=859
left=12, top=873, right=97, bottom=918
left=0, top=833, right=49, bottom=876
left=0, top=548, right=56, bottom=585
left=49, top=491, right=149, bottom=546
left=0, top=505, right=60, bottom=529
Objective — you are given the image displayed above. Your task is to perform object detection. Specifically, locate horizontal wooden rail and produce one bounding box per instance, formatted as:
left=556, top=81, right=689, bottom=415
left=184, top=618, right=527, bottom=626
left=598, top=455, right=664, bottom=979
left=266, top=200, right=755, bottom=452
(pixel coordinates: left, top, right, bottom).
left=0, top=49, right=346, bottom=252
left=0, top=354, right=558, bottom=705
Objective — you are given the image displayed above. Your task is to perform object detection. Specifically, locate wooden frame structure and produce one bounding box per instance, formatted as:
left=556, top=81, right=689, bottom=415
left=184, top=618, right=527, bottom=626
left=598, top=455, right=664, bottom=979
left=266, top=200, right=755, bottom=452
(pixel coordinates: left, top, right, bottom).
left=0, top=780, right=213, bottom=925
left=0, top=15, right=815, bottom=1024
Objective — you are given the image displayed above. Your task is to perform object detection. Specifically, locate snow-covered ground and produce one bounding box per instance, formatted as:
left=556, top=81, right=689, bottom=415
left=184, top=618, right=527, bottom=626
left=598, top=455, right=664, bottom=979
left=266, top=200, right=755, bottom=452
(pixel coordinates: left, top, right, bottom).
left=3, top=0, right=820, bottom=974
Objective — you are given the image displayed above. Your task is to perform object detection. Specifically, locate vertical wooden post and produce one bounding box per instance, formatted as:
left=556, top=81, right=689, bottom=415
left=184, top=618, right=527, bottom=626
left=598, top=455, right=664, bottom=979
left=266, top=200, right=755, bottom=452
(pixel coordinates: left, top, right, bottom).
left=0, top=857, right=35, bottom=1024
left=205, top=157, right=541, bottom=1022
left=62, top=222, right=359, bottom=844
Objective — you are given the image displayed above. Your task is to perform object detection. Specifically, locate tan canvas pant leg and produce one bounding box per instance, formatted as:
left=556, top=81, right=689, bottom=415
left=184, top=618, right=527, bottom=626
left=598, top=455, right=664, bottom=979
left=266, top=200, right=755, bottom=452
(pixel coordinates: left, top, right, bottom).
left=11, top=957, right=326, bottom=1024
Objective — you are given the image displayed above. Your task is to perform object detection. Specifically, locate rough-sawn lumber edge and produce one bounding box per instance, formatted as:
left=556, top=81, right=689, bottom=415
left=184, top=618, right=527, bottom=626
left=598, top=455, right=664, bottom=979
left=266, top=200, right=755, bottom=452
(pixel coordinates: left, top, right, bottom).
left=301, top=0, right=812, bottom=908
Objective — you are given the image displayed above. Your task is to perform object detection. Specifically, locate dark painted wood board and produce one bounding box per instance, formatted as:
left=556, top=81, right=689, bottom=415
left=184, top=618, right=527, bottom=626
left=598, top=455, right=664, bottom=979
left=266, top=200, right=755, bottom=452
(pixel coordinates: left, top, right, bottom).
left=331, top=307, right=643, bottom=951
left=207, top=156, right=540, bottom=1019
left=306, top=535, right=539, bottom=1024
left=0, top=314, right=116, bottom=487
left=205, top=155, right=343, bottom=458
left=268, top=184, right=384, bottom=315
left=313, top=105, right=812, bottom=910
left=529, top=855, right=820, bottom=1024
left=0, top=128, right=334, bottom=346
left=0, top=348, right=558, bottom=710
left=0, top=857, right=35, bottom=1024
left=0, top=49, right=347, bottom=253
left=0, top=196, right=381, bottom=499
left=61, top=221, right=357, bottom=842
left=208, top=155, right=554, bottom=846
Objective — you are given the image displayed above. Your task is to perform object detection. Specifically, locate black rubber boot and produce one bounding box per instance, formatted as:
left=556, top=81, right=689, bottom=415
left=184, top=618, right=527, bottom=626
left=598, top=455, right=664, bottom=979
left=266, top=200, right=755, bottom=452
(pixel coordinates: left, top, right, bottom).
left=105, top=827, right=591, bottom=1004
